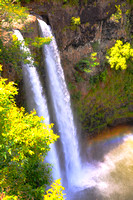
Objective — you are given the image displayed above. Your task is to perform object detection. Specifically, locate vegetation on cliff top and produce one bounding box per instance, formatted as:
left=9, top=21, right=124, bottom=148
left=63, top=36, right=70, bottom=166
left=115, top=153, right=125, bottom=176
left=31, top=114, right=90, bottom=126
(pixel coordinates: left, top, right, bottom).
left=0, top=0, right=52, bottom=73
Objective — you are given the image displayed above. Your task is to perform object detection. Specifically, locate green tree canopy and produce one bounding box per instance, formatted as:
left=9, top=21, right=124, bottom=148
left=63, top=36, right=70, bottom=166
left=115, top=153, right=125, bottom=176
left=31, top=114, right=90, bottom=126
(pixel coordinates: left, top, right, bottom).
left=0, top=64, right=60, bottom=199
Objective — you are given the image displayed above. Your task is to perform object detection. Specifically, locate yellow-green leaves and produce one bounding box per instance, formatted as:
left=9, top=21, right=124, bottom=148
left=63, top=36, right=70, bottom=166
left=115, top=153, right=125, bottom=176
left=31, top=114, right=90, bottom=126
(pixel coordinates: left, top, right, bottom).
left=110, top=5, right=122, bottom=23
left=44, top=179, right=66, bottom=200
left=2, top=179, right=66, bottom=200
left=0, top=64, right=2, bottom=71
left=2, top=195, right=18, bottom=200
left=2, top=107, right=58, bottom=162
left=71, top=17, right=81, bottom=26
left=0, top=67, right=59, bottom=199
left=31, top=37, right=53, bottom=47
left=0, top=0, right=28, bottom=30
left=75, top=52, right=99, bottom=73
left=25, top=36, right=53, bottom=48
left=106, top=40, right=133, bottom=70
left=0, top=1, right=52, bottom=71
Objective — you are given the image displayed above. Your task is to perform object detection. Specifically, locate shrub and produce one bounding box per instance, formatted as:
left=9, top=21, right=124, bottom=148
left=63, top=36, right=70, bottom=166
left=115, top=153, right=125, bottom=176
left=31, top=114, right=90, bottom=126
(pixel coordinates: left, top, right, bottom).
left=110, top=5, right=122, bottom=23
left=0, top=65, right=58, bottom=199
left=106, top=40, right=133, bottom=70
left=44, top=179, right=66, bottom=200
left=75, top=52, right=99, bottom=73
left=71, top=17, right=81, bottom=26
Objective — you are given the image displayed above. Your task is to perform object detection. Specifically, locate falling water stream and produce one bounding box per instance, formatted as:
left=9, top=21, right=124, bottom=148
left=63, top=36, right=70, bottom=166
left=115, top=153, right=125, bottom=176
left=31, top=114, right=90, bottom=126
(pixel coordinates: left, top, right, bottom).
left=38, top=19, right=81, bottom=187
left=14, top=30, right=61, bottom=181
left=14, top=22, right=133, bottom=199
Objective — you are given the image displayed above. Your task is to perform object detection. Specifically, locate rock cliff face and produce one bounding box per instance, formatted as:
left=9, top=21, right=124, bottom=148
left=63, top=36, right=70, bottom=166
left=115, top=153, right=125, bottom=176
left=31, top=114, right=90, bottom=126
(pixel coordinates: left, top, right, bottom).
left=24, top=0, right=133, bottom=134
left=26, top=0, right=131, bottom=85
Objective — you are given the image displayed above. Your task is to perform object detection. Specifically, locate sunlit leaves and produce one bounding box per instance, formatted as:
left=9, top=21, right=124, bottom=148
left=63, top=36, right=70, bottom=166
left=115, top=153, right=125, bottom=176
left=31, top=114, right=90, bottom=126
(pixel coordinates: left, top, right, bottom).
left=71, top=17, right=81, bottom=26
left=31, top=37, right=53, bottom=47
left=75, top=52, right=99, bottom=73
left=25, top=36, right=53, bottom=48
left=0, top=0, right=28, bottom=31
left=106, top=40, right=133, bottom=70
left=110, top=5, right=122, bottom=23
left=0, top=0, right=53, bottom=72
left=0, top=67, right=59, bottom=199
left=44, top=179, right=66, bottom=200
left=2, top=195, right=18, bottom=200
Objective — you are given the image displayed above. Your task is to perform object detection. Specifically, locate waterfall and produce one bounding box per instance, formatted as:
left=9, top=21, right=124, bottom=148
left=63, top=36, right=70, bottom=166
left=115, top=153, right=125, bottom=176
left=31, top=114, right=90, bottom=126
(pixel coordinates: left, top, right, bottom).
left=14, top=21, right=95, bottom=195
left=11, top=29, right=133, bottom=200
left=38, top=19, right=81, bottom=187
left=14, top=30, right=61, bottom=181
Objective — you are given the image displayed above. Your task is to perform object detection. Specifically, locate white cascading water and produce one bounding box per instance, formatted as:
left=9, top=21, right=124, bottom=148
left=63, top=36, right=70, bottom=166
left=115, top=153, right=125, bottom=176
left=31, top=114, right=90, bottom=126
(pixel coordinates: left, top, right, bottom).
left=38, top=19, right=81, bottom=187
left=14, top=30, right=61, bottom=181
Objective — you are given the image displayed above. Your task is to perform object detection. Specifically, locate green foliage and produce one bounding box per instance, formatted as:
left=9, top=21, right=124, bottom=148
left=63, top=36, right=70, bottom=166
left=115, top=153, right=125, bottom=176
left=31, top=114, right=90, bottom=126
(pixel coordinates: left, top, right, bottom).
left=0, top=0, right=28, bottom=70
left=0, top=35, right=31, bottom=73
left=127, top=0, right=133, bottom=5
left=106, top=40, right=133, bottom=70
left=68, top=82, right=76, bottom=90
left=68, top=81, right=81, bottom=101
left=0, top=0, right=52, bottom=72
left=0, top=65, right=59, bottom=199
left=71, top=17, right=81, bottom=26
left=74, top=71, right=84, bottom=83
left=2, top=179, right=66, bottom=200
left=74, top=66, right=133, bottom=133
left=64, top=0, right=87, bottom=6
left=89, top=75, right=100, bottom=86
left=0, top=0, right=29, bottom=70
left=89, top=69, right=107, bottom=86
left=110, top=5, right=122, bottom=23
left=72, top=91, right=81, bottom=101
left=2, top=195, right=18, bottom=200
left=99, top=69, right=107, bottom=82
left=44, top=179, right=66, bottom=200
left=91, top=41, right=100, bottom=52
left=0, top=0, right=28, bottom=32
left=63, top=0, right=68, bottom=3
left=25, top=37, right=53, bottom=48
left=75, top=52, right=99, bottom=73
left=61, top=0, right=79, bottom=6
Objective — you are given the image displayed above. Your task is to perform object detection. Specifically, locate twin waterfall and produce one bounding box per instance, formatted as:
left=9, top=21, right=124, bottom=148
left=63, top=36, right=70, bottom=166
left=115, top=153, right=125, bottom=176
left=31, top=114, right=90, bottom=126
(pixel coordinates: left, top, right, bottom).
left=14, top=18, right=81, bottom=190
left=14, top=29, right=61, bottom=181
